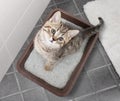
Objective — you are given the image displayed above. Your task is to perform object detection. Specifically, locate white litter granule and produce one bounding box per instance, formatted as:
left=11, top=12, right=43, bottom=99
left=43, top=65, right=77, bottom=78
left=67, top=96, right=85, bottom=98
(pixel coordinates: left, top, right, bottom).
left=84, top=0, right=120, bottom=77
left=24, top=19, right=88, bottom=88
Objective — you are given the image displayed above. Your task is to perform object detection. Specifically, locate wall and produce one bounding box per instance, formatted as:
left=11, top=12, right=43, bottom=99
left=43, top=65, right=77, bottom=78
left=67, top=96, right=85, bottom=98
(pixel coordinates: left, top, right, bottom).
left=0, top=0, right=50, bottom=81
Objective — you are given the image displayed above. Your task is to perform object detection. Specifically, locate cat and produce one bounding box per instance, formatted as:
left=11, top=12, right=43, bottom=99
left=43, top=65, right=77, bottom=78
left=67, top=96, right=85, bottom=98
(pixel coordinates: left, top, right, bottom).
left=34, top=11, right=104, bottom=71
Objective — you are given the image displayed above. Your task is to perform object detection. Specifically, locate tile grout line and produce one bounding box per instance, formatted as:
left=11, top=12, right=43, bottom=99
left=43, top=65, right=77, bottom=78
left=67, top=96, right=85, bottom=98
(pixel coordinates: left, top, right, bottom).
left=21, top=86, right=40, bottom=93
left=55, top=0, right=70, bottom=6
left=86, top=71, right=97, bottom=99
left=95, top=85, right=117, bottom=94
left=0, top=86, right=39, bottom=100
left=86, top=69, right=106, bottom=101
left=50, top=0, right=56, bottom=8
left=48, top=0, right=69, bottom=8
left=34, top=24, right=42, bottom=29
left=97, top=42, right=111, bottom=65
left=76, top=2, right=90, bottom=22
left=73, top=92, right=96, bottom=101
left=13, top=61, right=18, bottom=72
left=41, top=89, right=49, bottom=101
left=0, top=92, right=20, bottom=100
left=34, top=19, right=43, bottom=28
left=5, top=71, right=17, bottom=75
left=48, top=3, right=56, bottom=8
left=87, top=63, right=111, bottom=73
left=14, top=73, right=25, bottom=101
left=73, top=12, right=91, bottom=23
left=86, top=71, right=96, bottom=91
left=73, top=0, right=81, bottom=14
left=48, top=4, right=56, bottom=7
left=74, top=12, right=84, bottom=16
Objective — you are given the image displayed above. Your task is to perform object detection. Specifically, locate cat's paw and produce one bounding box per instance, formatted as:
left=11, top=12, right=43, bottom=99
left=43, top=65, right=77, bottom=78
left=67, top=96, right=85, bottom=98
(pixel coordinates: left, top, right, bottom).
left=44, top=65, right=53, bottom=71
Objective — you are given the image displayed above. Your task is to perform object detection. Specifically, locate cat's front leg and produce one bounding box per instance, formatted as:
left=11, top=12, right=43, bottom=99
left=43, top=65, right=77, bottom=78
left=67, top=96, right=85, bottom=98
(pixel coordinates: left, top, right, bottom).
left=44, top=60, right=56, bottom=71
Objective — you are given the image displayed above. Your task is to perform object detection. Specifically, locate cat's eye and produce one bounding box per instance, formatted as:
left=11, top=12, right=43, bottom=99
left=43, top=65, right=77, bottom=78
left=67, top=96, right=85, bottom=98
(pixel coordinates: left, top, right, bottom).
left=58, top=37, right=64, bottom=41
left=51, top=29, right=56, bottom=35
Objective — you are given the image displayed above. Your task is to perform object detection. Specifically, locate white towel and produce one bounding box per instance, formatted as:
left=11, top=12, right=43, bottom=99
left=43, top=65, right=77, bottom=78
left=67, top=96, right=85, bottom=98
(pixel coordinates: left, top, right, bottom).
left=84, top=0, right=120, bottom=77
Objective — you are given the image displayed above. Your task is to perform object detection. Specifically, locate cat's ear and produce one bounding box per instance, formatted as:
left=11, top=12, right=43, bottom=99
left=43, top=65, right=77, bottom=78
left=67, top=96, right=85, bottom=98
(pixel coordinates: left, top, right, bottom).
left=68, top=30, right=79, bottom=38
left=49, top=11, right=61, bottom=23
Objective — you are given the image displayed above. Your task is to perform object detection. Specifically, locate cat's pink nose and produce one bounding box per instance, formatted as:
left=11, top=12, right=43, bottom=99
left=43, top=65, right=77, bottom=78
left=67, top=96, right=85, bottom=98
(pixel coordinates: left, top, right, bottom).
left=50, top=40, right=53, bottom=42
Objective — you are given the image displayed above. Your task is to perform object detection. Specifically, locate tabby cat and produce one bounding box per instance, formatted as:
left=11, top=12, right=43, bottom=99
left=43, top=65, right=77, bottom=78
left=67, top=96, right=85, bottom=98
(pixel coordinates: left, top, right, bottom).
left=34, top=11, right=104, bottom=71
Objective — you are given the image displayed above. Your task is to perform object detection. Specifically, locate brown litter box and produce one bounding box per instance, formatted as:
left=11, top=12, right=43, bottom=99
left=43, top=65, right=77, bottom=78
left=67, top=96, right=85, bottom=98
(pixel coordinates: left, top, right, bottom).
left=17, top=9, right=99, bottom=96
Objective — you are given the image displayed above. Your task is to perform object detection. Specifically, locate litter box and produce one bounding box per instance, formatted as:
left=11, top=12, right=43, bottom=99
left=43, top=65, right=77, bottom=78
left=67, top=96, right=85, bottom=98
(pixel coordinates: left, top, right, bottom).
left=17, top=9, right=99, bottom=96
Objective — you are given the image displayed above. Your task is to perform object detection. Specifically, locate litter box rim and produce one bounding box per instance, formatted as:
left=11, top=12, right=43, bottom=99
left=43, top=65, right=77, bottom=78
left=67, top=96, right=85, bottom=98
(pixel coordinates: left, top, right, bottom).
left=17, top=8, right=99, bottom=96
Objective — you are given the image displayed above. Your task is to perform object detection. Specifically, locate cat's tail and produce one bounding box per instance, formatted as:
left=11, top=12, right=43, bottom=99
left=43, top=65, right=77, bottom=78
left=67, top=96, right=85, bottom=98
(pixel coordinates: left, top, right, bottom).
left=82, top=17, right=104, bottom=38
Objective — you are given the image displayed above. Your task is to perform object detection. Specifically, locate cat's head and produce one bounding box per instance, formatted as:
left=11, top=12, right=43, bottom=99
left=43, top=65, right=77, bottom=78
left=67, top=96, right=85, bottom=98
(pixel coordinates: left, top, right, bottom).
left=41, top=11, right=79, bottom=49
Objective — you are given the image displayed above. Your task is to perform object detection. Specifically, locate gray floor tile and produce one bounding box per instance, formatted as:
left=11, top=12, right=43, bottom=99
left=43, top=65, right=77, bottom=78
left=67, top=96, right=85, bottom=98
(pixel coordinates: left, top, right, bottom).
left=53, top=0, right=69, bottom=4
left=88, top=66, right=116, bottom=92
left=68, top=72, right=94, bottom=98
left=84, top=46, right=106, bottom=71
left=41, top=5, right=57, bottom=23
left=46, top=90, right=70, bottom=101
left=0, top=74, right=19, bottom=98
left=75, top=94, right=98, bottom=101
left=1, top=94, right=22, bottom=101
left=16, top=72, right=38, bottom=91
left=56, top=0, right=79, bottom=15
left=23, top=88, right=48, bottom=101
left=97, top=41, right=111, bottom=64
left=98, top=87, right=120, bottom=101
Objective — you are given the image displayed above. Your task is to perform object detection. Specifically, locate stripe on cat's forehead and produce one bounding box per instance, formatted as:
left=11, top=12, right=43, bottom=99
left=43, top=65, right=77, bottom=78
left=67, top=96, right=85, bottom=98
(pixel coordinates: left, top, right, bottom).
left=44, top=26, right=51, bottom=28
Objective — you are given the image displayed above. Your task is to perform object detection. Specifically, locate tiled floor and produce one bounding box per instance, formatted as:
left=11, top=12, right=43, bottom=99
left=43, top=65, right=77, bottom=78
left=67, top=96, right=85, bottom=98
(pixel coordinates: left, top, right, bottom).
left=0, top=0, right=120, bottom=101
